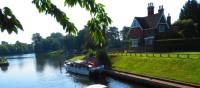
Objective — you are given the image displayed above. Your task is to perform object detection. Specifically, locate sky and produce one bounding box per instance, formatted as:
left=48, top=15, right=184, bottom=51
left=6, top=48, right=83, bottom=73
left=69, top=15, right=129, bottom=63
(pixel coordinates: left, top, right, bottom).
left=0, top=0, right=189, bottom=44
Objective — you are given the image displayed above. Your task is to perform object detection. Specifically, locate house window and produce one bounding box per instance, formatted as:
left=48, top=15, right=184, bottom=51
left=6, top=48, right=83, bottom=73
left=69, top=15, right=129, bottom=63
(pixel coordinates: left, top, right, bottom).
left=132, top=39, right=139, bottom=47
left=144, top=36, right=154, bottom=45
left=159, top=25, right=165, bottom=32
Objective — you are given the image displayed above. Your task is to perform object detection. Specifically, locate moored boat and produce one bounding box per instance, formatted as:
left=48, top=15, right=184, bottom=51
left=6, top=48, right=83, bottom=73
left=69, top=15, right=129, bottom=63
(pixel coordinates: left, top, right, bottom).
left=86, top=84, right=107, bottom=88
left=64, top=60, right=104, bottom=76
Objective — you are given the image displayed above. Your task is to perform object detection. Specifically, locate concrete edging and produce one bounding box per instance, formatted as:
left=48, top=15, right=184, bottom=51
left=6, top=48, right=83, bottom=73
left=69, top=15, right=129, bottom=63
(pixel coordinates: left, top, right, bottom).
left=105, top=70, right=200, bottom=88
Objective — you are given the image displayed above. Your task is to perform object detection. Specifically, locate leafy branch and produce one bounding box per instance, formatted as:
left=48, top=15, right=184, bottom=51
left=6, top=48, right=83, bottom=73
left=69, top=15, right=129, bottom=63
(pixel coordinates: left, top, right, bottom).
left=0, top=7, right=23, bottom=34
left=32, top=0, right=112, bottom=46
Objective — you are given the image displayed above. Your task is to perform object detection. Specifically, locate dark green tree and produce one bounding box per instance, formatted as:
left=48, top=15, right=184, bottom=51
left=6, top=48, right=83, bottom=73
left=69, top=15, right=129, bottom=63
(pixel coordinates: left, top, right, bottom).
left=106, top=27, right=121, bottom=50
left=174, top=19, right=198, bottom=38
left=0, top=41, right=33, bottom=56
left=120, top=26, right=130, bottom=49
left=180, top=0, right=200, bottom=21
left=0, top=7, right=23, bottom=34
left=179, top=0, right=200, bottom=36
left=75, top=26, right=88, bottom=50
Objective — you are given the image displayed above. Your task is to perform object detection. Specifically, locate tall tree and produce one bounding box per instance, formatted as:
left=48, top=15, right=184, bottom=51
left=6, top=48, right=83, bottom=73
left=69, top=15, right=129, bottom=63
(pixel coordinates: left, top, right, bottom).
left=106, top=27, right=121, bottom=49
left=179, top=0, right=200, bottom=36
left=120, top=26, right=130, bottom=49
left=75, top=26, right=88, bottom=50
left=180, top=0, right=200, bottom=22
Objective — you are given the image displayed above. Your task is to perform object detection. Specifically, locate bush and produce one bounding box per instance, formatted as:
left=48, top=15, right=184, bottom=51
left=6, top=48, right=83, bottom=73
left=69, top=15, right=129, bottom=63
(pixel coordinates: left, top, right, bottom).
left=96, top=49, right=111, bottom=69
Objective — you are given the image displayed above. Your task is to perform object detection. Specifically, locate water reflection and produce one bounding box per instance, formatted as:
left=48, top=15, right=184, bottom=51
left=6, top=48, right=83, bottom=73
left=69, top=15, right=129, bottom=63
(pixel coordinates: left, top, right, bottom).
left=0, top=54, right=146, bottom=88
left=35, top=55, right=65, bottom=73
left=0, top=66, right=8, bottom=72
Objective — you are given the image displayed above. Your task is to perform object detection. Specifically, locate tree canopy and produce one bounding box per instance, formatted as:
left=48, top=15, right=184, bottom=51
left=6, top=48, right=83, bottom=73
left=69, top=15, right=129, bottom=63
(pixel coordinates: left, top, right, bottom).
left=0, top=0, right=112, bottom=46
left=178, top=0, right=200, bottom=37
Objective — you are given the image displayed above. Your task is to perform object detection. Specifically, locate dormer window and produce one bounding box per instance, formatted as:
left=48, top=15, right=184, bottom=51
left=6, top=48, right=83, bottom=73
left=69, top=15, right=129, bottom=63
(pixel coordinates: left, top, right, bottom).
left=159, top=25, right=165, bottom=32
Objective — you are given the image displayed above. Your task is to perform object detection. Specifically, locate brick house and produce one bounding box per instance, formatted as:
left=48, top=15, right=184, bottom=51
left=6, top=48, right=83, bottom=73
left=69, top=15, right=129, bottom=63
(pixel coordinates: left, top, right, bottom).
left=128, top=3, right=172, bottom=52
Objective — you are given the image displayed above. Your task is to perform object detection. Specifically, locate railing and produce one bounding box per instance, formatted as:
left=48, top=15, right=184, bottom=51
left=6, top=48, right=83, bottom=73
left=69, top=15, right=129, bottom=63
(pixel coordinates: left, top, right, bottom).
left=108, top=52, right=200, bottom=59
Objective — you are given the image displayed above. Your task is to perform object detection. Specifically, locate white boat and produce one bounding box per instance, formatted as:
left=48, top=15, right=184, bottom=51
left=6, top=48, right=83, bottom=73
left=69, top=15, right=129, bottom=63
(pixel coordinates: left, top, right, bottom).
left=86, top=84, right=107, bottom=88
left=64, top=60, right=104, bottom=76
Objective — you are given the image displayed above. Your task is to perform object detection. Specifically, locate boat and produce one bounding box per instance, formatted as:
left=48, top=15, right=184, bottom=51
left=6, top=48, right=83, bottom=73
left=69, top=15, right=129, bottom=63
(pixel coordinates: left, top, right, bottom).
left=64, top=60, right=104, bottom=76
left=86, top=84, right=107, bottom=88
left=0, top=57, right=9, bottom=66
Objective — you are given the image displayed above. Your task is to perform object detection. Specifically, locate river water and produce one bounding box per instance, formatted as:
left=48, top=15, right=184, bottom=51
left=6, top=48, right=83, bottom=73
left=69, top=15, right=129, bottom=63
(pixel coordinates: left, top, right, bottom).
left=0, top=54, right=146, bottom=88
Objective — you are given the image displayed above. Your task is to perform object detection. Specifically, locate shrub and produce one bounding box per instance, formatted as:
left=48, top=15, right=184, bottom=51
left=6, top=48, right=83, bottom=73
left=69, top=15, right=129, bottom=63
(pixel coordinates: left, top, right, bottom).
left=96, top=49, right=111, bottom=69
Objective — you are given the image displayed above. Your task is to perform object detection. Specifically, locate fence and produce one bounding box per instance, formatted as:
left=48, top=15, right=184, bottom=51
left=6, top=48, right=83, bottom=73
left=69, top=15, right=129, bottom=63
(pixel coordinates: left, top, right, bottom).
left=109, top=52, right=200, bottom=59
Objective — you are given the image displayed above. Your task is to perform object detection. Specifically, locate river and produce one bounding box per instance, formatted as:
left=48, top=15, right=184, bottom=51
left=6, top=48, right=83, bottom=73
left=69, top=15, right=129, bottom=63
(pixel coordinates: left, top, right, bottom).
left=0, top=54, right=146, bottom=88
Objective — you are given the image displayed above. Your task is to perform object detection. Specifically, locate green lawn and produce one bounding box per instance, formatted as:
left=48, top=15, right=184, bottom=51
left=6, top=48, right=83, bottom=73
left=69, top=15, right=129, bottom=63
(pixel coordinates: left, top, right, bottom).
left=47, top=50, right=64, bottom=57
left=68, top=54, right=85, bottom=61
left=109, top=53, right=200, bottom=84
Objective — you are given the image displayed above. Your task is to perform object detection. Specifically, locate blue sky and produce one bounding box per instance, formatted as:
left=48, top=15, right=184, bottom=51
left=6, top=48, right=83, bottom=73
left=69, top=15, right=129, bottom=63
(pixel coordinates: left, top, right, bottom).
left=0, top=0, right=188, bottom=44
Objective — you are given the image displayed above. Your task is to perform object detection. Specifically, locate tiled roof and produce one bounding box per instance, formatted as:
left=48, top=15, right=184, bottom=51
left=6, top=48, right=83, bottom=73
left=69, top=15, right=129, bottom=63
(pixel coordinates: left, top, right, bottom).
left=135, top=13, right=162, bottom=29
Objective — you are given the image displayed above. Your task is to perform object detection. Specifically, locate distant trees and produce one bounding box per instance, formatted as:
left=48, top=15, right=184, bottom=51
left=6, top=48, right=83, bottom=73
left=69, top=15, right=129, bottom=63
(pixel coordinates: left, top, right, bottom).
left=120, top=26, right=130, bottom=49
left=32, top=32, right=65, bottom=54
left=0, top=41, right=33, bottom=56
left=31, top=26, right=132, bottom=54
left=174, top=0, right=200, bottom=38
left=106, top=27, right=121, bottom=49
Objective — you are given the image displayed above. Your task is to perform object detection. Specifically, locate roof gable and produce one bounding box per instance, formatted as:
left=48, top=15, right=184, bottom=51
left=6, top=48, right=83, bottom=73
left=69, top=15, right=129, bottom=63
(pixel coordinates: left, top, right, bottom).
left=131, top=19, right=143, bottom=29
left=132, top=13, right=166, bottom=30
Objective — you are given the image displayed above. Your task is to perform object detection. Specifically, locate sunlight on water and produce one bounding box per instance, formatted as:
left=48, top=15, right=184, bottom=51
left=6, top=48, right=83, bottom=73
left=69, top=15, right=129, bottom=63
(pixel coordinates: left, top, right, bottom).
left=0, top=54, right=145, bottom=88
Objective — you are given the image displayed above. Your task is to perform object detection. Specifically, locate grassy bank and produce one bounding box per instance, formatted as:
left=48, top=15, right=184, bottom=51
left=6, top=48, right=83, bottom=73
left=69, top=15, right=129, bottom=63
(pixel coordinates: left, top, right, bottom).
left=109, top=52, right=200, bottom=84
left=68, top=54, right=85, bottom=61
left=47, top=50, right=64, bottom=57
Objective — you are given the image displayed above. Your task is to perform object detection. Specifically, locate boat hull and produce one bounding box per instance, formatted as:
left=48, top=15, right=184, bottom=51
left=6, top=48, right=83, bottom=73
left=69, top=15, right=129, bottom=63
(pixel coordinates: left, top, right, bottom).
left=65, top=65, right=90, bottom=75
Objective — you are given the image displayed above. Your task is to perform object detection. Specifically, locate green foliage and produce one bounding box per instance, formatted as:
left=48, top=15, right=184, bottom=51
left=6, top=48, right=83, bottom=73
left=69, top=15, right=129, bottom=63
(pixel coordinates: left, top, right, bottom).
left=174, top=19, right=198, bottom=38
left=32, top=32, right=65, bottom=53
left=0, top=41, right=33, bottom=56
left=120, top=26, right=130, bottom=49
left=106, top=27, right=121, bottom=49
left=0, top=7, right=23, bottom=34
left=178, top=0, right=200, bottom=37
left=32, top=0, right=77, bottom=36
left=180, top=0, right=200, bottom=21
left=64, top=35, right=76, bottom=51
left=75, top=26, right=88, bottom=49
left=32, top=0, right=112, bottom=46
left=110, top=54, right=200, bottom=84
left=0, top=57, right=8, bottom=65
left=96, top=49, right=111, bottom=68
left=47, top=50, right=64, bottom=57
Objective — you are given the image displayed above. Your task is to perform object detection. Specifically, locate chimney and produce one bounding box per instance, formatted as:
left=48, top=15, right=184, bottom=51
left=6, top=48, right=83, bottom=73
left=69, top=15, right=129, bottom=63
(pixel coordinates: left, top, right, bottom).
left=158, top=5, right=164, bottom=14
left=147, top=2, right=154, bottom=16
left=167, top=13, right=171, bottom=26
